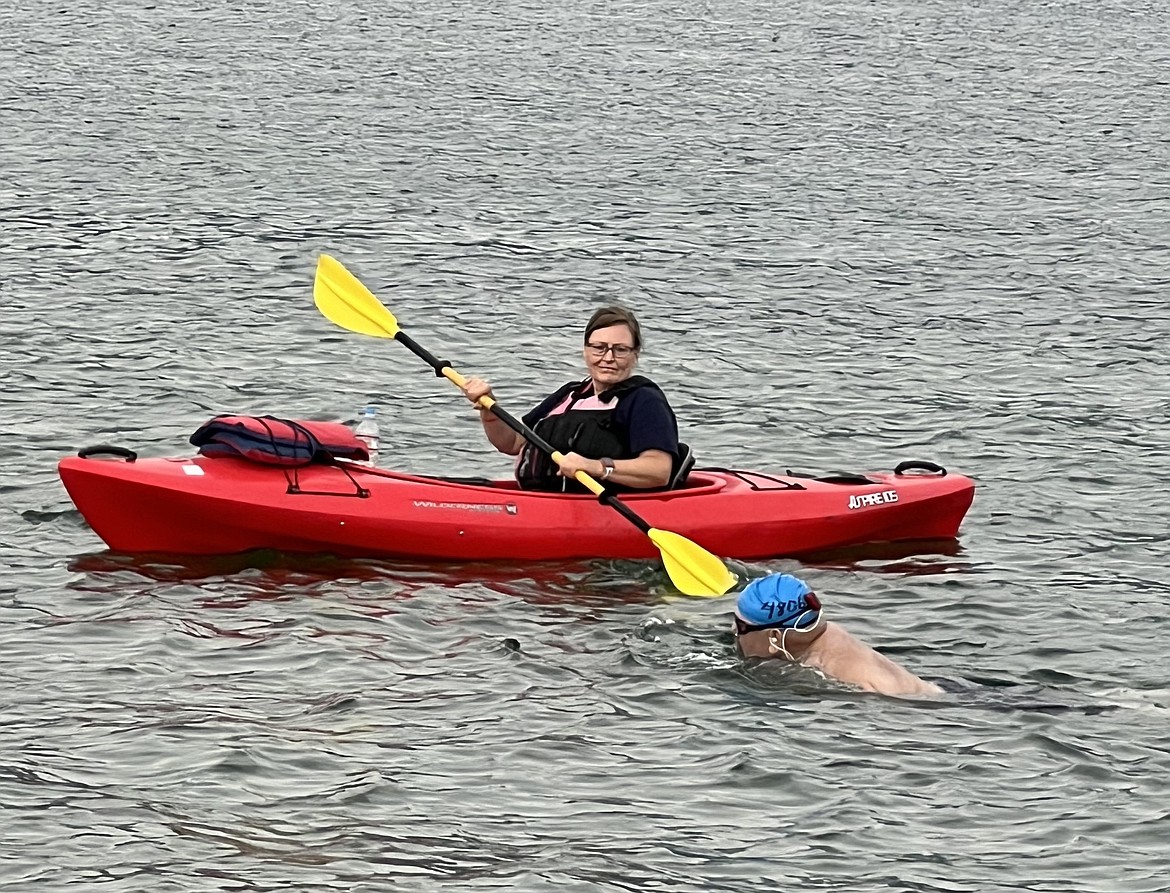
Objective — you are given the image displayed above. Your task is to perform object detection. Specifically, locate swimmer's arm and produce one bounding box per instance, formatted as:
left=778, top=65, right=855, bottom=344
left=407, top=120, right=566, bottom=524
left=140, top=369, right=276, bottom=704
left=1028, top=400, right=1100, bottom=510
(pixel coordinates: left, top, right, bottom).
left=864, top=657, right=944, bottom=699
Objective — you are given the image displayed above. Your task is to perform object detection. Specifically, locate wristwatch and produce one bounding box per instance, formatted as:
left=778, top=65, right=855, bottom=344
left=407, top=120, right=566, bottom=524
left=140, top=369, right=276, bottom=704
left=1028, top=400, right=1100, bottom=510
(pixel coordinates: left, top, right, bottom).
left=600, top=457, right=615, bottom=480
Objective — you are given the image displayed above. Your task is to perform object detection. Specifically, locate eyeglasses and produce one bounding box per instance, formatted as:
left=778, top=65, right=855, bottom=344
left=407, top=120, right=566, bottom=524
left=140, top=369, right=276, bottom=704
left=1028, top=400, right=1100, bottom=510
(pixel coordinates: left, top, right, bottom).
left=585, top=341, right=636, bottom=359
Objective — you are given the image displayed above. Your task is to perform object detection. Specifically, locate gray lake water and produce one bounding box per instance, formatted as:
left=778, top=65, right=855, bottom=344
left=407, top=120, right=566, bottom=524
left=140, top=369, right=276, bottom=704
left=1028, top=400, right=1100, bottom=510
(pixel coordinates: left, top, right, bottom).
left=3, top=0, right=1169, bottom=890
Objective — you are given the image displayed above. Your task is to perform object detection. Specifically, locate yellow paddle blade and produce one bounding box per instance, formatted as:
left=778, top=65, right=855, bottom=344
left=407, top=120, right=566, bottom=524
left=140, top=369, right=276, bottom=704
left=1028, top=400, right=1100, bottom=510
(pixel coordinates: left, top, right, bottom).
left=313, top=254, right=400, bottom=339
left=649, top=528, right=739, bottom=597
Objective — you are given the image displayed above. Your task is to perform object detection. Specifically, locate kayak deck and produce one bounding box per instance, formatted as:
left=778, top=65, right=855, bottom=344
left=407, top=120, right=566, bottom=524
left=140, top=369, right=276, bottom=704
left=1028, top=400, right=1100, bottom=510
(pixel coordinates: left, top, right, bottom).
left=58, top=454, right=976, bottom=561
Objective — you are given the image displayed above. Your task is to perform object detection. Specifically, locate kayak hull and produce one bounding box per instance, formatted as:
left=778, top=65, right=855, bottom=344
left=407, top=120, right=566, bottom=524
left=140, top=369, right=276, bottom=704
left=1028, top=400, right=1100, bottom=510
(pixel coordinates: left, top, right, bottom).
left=58, top=455, right=975, bottom=561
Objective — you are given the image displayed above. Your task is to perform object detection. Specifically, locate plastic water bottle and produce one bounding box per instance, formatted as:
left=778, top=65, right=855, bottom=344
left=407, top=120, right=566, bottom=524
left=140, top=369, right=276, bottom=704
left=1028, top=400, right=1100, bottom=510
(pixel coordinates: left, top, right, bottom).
left=354, top=406, right=380, bottom=466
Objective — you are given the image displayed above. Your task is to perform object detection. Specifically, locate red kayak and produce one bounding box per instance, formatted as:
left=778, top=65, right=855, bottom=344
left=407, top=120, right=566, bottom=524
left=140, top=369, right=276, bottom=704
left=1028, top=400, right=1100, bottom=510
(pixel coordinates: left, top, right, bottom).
left=58, top=448, right=975, bottom=560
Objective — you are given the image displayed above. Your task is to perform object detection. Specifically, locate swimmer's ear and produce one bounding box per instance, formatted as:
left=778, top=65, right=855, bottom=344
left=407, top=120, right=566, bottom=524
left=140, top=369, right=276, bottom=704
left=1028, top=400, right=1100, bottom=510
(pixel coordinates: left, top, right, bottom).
left=767, top=631, right=784, bottom=654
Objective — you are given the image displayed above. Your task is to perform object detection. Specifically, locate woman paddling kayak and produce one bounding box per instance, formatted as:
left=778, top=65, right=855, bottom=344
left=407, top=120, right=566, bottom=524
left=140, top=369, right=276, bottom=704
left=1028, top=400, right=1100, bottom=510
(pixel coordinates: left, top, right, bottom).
left=461, top=305, right=683, bottom=492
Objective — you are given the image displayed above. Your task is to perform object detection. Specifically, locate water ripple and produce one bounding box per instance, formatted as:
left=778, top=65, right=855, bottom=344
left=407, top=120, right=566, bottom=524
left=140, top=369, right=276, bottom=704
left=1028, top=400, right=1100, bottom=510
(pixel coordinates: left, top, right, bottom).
left=4, top=0, right=1170, bottom=890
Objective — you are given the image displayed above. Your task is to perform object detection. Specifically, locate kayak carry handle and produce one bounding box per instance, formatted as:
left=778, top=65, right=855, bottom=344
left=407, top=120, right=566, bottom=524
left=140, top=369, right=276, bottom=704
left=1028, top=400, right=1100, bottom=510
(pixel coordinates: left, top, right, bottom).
left=894, top=460, right=945, bottom=476
left=77, top=444, right=138, bottom=462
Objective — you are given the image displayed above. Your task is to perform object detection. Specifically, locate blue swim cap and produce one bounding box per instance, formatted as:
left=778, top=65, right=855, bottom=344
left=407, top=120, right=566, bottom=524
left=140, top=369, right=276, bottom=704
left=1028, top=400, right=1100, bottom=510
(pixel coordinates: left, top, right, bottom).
left=736, top=574, right=821, bottom=630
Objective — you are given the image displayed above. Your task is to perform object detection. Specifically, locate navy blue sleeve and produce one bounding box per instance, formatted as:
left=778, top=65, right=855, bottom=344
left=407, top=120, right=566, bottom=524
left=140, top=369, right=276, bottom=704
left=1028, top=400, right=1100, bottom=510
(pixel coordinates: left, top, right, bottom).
left=616, top=388, right=679, bottom=457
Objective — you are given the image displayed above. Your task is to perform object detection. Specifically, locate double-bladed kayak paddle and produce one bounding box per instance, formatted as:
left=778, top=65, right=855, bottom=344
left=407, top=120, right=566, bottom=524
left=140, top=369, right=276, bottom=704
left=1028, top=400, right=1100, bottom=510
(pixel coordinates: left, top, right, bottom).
left=312, top=254, right=738, bottom=598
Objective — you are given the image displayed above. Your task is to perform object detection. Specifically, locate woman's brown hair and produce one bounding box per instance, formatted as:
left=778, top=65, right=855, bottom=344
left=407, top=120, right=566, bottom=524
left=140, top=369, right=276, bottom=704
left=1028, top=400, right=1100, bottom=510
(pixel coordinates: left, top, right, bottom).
left=584, top=306, right=642, bottom=351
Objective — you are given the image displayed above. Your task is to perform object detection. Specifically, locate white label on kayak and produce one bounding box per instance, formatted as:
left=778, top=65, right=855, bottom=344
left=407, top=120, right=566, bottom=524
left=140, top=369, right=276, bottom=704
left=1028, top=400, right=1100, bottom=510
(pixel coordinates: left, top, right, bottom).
left=848, top=490, right=897, bottom=510
left=182, top=465, right=205, bottom=476
left=413, top=500, right=517, bottom=515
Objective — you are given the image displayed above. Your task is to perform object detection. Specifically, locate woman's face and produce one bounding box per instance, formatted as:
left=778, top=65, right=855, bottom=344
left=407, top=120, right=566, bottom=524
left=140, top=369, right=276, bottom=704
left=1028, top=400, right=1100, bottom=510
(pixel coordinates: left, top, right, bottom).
left=583, top=323, right=638, bottom=389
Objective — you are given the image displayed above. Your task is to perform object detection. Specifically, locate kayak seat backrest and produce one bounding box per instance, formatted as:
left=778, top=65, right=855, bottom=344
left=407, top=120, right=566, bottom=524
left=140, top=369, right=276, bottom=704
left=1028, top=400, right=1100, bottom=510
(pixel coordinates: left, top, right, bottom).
left=667, top=442, right=696, bottom=490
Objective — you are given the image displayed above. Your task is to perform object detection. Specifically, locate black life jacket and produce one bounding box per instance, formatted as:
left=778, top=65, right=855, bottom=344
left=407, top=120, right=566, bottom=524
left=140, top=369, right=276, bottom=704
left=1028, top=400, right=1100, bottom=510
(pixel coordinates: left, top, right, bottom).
left=516, top=376, right=662, bottom=492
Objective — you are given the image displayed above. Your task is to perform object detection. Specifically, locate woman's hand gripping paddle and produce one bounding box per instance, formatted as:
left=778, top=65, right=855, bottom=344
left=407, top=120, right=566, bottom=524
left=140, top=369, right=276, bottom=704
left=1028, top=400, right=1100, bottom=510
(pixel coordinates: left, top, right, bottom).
left=312, top=254, right=738, bottom=597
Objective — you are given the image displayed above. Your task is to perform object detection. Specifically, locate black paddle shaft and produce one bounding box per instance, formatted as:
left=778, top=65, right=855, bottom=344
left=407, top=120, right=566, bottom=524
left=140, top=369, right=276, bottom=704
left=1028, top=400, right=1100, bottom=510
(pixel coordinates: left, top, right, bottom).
left=392, top=329, right=565, bottom=457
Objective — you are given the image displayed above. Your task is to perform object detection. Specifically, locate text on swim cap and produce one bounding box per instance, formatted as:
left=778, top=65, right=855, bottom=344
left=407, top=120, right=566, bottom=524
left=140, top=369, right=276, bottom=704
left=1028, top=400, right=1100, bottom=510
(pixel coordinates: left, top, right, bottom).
left=759, top=595, right=811, bottom=621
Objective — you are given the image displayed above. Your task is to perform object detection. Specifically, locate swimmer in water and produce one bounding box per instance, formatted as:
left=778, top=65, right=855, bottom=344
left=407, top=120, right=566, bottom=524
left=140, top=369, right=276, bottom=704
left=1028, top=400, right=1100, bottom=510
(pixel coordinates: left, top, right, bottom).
left=733, top=573, right=943, bottom=699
